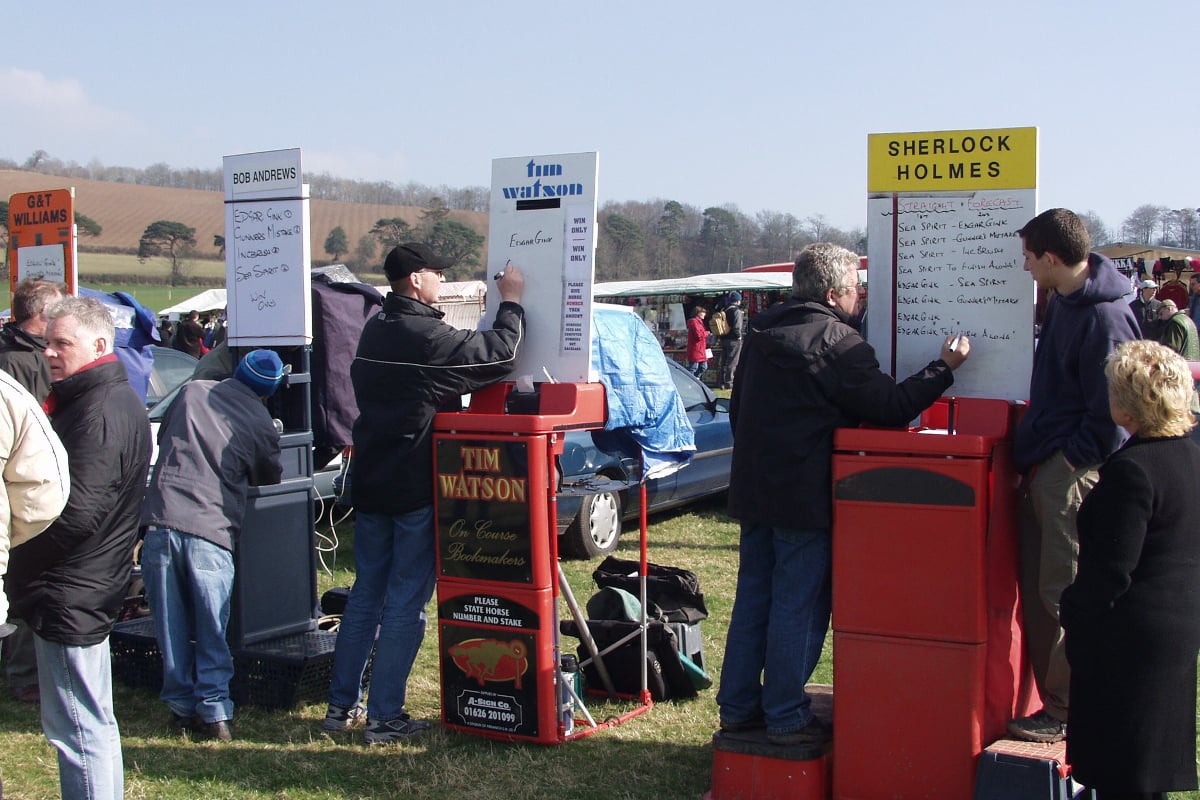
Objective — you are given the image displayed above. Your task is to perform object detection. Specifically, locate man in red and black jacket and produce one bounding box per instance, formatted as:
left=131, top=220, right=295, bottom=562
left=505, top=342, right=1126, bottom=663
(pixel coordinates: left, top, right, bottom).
left=6, top=296, right=151, bottom=800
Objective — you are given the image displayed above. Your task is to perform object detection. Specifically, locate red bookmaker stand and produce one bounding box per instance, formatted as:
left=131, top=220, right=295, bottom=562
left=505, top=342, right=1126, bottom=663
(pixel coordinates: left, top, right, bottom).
left=830, top=397, right=1040, bottom=799
left=432, top=381, right=654, bottom=745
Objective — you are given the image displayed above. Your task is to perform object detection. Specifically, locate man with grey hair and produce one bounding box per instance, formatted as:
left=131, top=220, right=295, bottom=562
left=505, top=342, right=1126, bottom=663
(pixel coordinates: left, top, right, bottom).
left=718, top=242, right=969, bottom=745
left=6, top=296, right=151, bottom=800
left=0, top=278, right=65, bottom=703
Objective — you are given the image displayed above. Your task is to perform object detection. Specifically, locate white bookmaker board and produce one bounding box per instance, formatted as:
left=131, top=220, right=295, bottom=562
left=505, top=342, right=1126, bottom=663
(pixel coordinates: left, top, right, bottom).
left=865, top=127, right=1038, bottom=402
left=222, top=148, right=313, bottom=346
left=483, top=152, right=599, bottom=385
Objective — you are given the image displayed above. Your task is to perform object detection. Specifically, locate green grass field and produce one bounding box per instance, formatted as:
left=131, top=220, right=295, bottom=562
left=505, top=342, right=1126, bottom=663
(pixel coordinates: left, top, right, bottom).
left=77, top=252, right=224, bottom=315
left=0, top=499, right=749, bottom=800
left=3, top=495, right=1197, bottom=799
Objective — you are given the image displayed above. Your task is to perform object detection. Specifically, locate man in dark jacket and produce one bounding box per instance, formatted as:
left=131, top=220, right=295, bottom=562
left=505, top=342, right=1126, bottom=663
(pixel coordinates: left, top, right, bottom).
left=140, top=349, right=284, bottom=742
left=0, top=279, right=64, bottom=403
left=717, top=243, right=968, bottom=745
left=6, top=296, right=151, bottom=800
left=1008, top=208, right=1139, bottom=743
left=718, top=291, right=744, bottom=389
left=324, top=243, right=525, bottom=744
left=0, top=278, right=64, bottom=703
left=1129, top=279, right=1164, bottom=340
left=172, top=310, right=205, bottom=358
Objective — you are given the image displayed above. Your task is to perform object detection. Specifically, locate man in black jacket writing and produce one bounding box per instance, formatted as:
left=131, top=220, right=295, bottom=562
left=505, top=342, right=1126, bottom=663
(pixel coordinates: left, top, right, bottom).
left=717, top=243, right=969, bottom=745
left=323, top=243, right=525, bottom=744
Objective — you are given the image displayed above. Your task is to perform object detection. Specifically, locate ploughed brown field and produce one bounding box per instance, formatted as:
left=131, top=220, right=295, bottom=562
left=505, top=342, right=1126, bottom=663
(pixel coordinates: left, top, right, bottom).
left=0, top=168, right=487, bottom=261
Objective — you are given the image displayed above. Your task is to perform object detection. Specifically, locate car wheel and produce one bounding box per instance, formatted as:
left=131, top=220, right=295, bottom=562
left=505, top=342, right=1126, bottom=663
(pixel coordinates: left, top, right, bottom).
left=562, top=489, right=622, bottom=559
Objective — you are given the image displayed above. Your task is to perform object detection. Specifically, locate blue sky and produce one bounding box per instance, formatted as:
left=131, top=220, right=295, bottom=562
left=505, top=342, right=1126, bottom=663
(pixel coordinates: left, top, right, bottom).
left=4, top=0, right=1197, bottom=235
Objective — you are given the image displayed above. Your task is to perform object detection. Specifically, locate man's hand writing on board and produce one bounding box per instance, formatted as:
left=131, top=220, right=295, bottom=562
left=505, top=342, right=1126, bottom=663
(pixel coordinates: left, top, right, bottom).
left=939, top=334, right=970, bottom=369
left=495, top=264, right=525, bottom=303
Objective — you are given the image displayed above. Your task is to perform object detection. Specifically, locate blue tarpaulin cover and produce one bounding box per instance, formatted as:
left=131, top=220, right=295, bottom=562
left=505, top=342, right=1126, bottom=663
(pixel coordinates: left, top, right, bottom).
left=590, top=304, right=695, bottom=480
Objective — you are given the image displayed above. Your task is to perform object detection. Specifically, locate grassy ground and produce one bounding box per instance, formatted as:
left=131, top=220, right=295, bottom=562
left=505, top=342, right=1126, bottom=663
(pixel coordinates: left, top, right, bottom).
left=0, top=497, right=761, bottom=800
left=7, top=498, right=1195, bottom=799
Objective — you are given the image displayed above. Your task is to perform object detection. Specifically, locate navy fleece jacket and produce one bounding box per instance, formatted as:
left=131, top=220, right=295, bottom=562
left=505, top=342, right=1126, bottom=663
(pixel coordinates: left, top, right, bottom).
left=1014, top=253, right=1139, bottom=473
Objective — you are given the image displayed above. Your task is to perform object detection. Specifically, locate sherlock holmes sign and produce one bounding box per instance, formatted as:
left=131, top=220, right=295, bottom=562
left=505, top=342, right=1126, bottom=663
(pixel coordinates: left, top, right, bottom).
left=866, top=127, right=1038, bottom=402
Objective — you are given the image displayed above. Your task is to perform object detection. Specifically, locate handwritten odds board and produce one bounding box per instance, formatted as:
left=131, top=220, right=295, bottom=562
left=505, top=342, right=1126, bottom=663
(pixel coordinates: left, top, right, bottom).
left=866, top=128, right=1038, bottom=402
left=866, top=192, right=1035, bottom=400
left=483, top=152, right=598, bottom=385
left=222, top=149, right=312, bottom=346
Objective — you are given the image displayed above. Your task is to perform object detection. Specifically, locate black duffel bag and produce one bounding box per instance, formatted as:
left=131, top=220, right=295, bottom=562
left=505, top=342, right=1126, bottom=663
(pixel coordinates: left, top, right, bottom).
left=592, top=556, right=708, bottom=625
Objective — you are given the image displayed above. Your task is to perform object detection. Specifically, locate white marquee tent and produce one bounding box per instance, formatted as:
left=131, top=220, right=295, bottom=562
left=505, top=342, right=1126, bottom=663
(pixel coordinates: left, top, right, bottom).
left=158, top=288, right=228, bottom=317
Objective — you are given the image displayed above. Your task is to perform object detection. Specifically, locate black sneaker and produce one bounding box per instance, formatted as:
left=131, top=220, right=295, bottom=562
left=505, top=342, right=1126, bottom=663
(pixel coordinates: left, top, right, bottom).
left=321, top=702, right=366, bottom=732
left=364, top=714, right=431, bottom=744
left=1007, top=709, right=1066, bottom=743
left=767, top=716, right=833, bottom=746
left=719, top=713, right=766, bottom=733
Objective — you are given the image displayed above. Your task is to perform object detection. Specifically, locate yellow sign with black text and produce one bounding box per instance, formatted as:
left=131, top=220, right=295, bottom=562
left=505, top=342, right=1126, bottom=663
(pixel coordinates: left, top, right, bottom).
left=868, top=127, right=1037, bottom=192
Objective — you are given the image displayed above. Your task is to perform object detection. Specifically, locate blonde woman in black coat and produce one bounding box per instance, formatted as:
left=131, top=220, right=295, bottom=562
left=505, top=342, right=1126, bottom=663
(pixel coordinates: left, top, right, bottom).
left=1061, top=339, right=1200, bottom=800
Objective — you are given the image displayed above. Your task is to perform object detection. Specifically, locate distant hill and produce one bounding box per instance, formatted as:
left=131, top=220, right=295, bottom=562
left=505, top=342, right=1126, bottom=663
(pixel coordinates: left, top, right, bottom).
left=0, top=169, right=488, bottom=268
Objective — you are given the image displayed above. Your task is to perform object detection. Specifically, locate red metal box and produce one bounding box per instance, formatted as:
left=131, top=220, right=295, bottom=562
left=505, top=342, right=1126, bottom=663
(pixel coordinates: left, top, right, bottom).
left=832, top=450, right=992, bottom=643
left=833, top=632, right=985, bottom=799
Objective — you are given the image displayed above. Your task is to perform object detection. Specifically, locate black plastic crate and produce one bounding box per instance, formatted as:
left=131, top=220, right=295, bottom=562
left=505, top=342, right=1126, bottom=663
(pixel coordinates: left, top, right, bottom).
left=110, top=617, right=163, bottom=692
left=229, top=629, right=337, bottom=709
left=109, top=617, right=336, bottom=710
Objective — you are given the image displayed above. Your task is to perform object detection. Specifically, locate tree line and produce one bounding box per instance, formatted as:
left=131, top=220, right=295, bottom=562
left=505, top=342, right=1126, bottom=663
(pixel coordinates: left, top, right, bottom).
left=5, top=152, right=1196, bottom=283
left=4, top=151, right=489, bottom=211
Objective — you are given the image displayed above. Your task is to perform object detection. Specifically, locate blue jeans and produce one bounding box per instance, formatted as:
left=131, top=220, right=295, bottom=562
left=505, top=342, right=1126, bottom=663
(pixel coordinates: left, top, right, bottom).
left=716, top=523, right=832, bottom=735
left=328, top=507, right=436, bottom=721
left=688, top=361, right=707, bottom=378
left=141, top=528, right=235, bottom=723
left=34, top=633, right=123, bottom=800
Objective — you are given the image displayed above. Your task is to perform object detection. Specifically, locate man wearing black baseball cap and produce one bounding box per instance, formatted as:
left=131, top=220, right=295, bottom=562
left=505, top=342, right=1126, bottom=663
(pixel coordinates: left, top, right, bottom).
left=325, top=243, right=525, bottom=744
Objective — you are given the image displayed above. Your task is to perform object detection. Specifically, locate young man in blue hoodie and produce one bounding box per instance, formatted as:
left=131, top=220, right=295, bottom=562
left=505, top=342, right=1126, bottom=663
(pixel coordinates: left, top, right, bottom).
left=1009, top=208, right=1139, bottom=743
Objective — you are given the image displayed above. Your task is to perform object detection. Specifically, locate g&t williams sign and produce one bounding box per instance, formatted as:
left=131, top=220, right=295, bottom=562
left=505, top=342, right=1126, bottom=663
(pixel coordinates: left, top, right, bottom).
left=7, top=187, right=77, bottom=300
left=222, top=148, right=312, bottom=346
left=485, top=152, right=598, bottom=385
left=866, top=127, right=1038, bottom=402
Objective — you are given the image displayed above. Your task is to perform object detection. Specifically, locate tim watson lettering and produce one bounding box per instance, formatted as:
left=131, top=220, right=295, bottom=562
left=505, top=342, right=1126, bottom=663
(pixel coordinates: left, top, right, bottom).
left=501, top=159, right=585, bottom=200
left=438, top=445, right=528, bottom=503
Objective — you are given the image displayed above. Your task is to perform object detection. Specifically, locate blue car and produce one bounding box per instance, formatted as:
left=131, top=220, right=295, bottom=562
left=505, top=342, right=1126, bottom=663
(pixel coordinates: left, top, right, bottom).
left=556, top=358, right=733, bottom=558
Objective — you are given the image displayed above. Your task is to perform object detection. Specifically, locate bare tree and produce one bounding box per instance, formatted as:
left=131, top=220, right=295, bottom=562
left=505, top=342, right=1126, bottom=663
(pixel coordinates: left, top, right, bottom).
left=1163, top=209, right=1199, bottom=249
left=804, top=214, right=833, bottom=242
left=1077, top=211, right=1112, bottom=247
left=1121, top=205, right=1166, bottom=245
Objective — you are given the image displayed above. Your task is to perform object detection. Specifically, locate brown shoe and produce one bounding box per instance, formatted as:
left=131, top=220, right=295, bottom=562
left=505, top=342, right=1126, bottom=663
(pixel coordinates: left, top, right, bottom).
left=10, top=685, right=39, bottom=704
left=200, top=719, right=233, bottom=742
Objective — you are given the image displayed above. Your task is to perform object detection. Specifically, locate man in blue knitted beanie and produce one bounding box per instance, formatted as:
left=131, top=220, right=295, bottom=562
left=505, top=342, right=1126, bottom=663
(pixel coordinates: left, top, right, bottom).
left=140, top=349, right=284, bottom=741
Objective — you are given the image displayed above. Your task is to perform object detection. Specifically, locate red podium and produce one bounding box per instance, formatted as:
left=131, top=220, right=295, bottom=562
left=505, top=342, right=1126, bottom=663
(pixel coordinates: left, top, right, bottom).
left=433, top=381, right=617, bottom=744
left=830, top=397, right=1038, bottom=798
